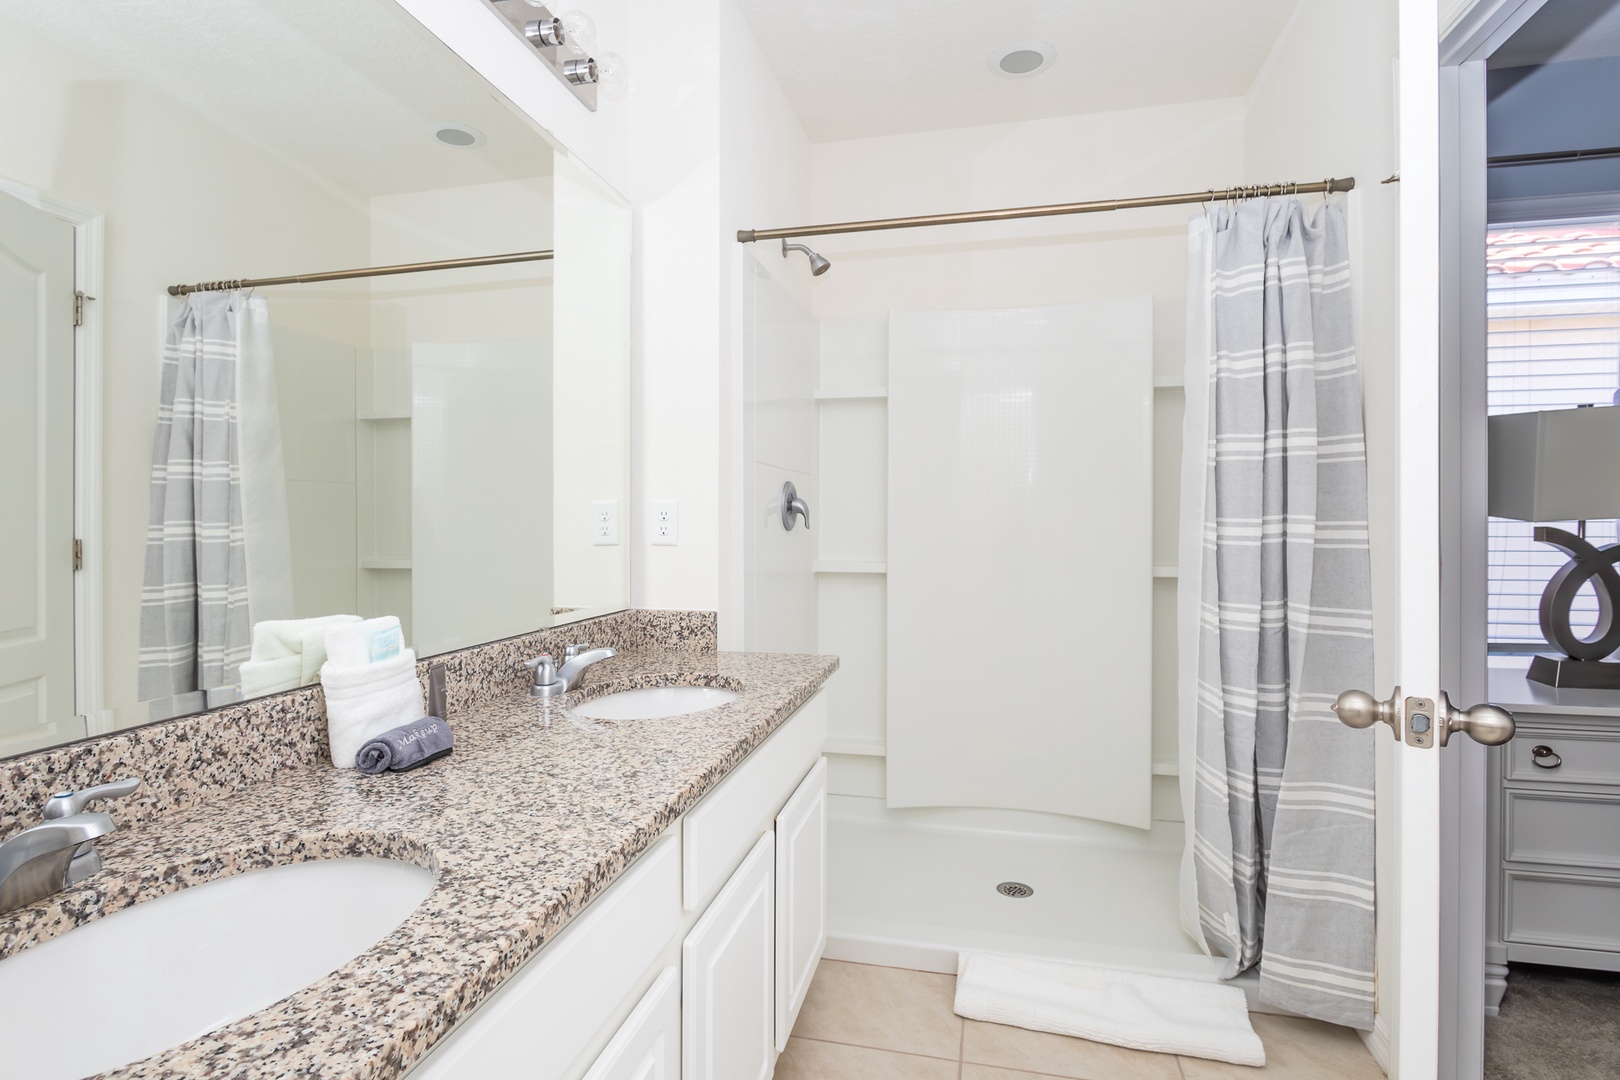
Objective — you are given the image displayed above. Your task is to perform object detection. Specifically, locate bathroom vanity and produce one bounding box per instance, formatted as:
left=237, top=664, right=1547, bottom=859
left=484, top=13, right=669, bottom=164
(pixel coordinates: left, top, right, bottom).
left=0, top=612, right=836, bottom=1080
left=407, top=688, right=829, bottom=1080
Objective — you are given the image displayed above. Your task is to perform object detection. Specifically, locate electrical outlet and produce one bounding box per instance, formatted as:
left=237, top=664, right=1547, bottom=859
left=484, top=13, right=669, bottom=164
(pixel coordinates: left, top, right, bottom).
left=592, top=500, right=619, bottom=545
left=651, top=500, right=678, bottom=546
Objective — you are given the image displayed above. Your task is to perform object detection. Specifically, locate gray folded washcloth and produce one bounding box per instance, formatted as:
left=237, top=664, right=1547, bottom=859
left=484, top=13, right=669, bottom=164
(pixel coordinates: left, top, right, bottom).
left=355, top=716, right=454, bottom=774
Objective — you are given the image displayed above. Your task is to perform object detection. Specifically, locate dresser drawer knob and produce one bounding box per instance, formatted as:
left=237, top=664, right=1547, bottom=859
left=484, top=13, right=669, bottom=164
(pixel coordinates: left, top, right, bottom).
left=1531, top=744, right=1563, bottom=769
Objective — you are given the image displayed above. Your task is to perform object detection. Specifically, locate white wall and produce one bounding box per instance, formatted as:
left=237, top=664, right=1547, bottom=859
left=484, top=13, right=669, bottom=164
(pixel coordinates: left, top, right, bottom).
left=720, top=0, right=813, bottom=649
left=1242, top=0, right=1400, bottom=1061
left=0, top=14, right=372, bottom=730
left=553, top=156, right=631, bottom=614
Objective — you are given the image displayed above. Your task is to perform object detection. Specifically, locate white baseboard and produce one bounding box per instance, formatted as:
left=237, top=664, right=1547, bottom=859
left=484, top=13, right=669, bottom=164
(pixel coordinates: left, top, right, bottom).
left=1360, top=1012, right=1392, bottom=1073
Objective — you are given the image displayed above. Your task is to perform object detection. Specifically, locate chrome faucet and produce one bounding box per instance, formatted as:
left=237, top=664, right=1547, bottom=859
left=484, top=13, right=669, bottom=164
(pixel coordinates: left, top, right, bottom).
left=0, top=778, right=140, bottom=914
left=524, top=642, right=617, bottom=700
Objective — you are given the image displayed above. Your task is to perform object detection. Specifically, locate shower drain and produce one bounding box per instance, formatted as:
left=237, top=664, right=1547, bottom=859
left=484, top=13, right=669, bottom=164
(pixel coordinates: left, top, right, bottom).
left=996, top=881, right=1034, bottom=898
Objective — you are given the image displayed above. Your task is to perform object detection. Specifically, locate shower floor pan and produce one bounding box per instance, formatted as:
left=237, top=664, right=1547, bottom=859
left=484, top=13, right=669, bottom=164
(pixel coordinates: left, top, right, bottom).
left=825, top=798, right=1224, bottom=983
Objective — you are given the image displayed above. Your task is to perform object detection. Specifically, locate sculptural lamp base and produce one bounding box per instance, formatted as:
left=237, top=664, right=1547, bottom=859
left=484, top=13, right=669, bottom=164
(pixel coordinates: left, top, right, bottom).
left=1523, top=526, right=1620, bottom=689
left=1526, top=654, right=1620, bottom=689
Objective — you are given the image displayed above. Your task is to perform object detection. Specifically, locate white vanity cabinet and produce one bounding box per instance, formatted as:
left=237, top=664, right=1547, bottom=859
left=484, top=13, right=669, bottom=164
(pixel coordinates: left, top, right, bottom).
left=404, top=688, right=827, bottom=1080
left=683, top=832, right=778, bottom=1080
left=581, top=968, right=681, bottom=1080
left=773, top=758, right=827, bottom=1050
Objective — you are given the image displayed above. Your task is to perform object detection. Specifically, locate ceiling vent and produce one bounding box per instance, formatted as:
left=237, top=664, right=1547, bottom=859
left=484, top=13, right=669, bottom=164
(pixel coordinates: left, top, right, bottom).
left=989, top=42, right=1056, bottom=78
left=432, top=124, right=486, bottom=148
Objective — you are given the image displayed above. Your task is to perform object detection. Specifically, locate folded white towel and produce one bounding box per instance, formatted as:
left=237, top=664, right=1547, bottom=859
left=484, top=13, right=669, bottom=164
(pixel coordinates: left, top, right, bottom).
left=954, top=952, right=1265, bottom=1067
left=240, top=656, right=303, bottom=699
left=325, top=616, right=404, bottom=669
left=319, top=649, right=423, bottom=769
left=240, top=614, right=361, bottom=696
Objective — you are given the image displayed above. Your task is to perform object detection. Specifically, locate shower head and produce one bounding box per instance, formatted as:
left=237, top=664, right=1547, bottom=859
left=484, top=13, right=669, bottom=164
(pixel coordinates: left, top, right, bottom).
left=782, top=239, right=831, bottom=276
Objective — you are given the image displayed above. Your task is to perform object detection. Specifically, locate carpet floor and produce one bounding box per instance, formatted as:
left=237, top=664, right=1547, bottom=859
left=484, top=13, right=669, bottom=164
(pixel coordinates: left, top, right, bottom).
left=1485, top=964, right=1620, bottom=1080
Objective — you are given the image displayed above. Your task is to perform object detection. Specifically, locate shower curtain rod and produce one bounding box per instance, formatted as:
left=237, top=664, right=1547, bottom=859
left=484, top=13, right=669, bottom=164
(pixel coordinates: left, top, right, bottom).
left=736, top=177, right=1356, bottom=243
left=167, top=249, right=554, bottom=296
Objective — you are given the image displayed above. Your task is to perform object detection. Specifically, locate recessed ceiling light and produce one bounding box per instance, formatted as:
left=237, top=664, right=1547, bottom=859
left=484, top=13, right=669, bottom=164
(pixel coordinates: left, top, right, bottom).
left=989, top=42, right=1055, bottom=78
left=432, top=123, right=486, bottom=148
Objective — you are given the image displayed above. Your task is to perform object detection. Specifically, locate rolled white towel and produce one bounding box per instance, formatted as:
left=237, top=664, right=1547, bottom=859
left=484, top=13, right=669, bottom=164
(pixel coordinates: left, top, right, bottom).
left=954, top=952, right=1265, bottom=1067
left=325, top=616, right=404, bottom=669
left=319, top=649, right=423, bottom=769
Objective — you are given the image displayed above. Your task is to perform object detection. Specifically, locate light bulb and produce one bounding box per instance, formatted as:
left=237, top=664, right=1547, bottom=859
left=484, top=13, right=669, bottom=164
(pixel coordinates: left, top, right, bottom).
left=594, top=51, right=628, bottom=101
left=558, top=9, right=597, bottom=57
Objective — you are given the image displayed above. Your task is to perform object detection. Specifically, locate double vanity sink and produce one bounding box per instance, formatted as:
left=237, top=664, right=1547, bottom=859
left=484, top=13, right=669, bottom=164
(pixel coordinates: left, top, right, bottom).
left=0, top=859, right=435, bottom=1080
left=0, top=647, right=834, bottom=1080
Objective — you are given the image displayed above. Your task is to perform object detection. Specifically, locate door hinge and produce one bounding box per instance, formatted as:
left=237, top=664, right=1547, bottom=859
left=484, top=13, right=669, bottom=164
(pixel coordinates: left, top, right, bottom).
left=73, top=291, right=95, bottom=327
left=73, top=539, right=83, bottom=572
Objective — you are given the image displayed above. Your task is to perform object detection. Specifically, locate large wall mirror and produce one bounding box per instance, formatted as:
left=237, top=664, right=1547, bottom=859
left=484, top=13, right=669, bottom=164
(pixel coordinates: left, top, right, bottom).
left=0, top=0, right=630, bottom=757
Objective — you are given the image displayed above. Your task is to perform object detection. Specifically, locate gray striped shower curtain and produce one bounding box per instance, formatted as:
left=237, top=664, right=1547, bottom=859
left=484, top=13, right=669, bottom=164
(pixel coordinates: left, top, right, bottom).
left=1177, top=198, right=1377, bottom=1028
left=137, top=293, right=250, bottom=701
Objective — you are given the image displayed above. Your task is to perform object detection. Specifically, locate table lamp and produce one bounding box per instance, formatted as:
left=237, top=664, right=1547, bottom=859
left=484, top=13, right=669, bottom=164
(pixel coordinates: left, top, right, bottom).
left=1489, top=404, right=1620, bottom=688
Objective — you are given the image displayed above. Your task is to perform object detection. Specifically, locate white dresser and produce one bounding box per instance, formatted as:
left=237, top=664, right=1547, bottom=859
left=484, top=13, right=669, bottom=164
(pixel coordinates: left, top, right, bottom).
left=1486, top=663, right=1620, bottom=1012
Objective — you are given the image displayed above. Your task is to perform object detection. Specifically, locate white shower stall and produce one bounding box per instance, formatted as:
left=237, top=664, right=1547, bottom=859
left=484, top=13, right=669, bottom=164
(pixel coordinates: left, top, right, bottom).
left=743, top=252, right=1211, bottom=982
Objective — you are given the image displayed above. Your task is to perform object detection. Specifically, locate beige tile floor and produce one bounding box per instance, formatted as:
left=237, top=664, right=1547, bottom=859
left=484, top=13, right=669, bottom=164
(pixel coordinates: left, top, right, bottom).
left=776, top=960, right=1387, bottom=1080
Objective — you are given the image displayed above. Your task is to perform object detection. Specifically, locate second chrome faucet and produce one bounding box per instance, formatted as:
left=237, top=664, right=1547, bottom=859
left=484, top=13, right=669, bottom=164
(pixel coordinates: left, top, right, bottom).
left=524, top=642, right=616, bottom=700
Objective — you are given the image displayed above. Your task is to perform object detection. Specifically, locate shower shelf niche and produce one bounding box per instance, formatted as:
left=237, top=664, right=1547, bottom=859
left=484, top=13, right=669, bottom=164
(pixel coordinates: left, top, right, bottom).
left=813, top=387, right=887, bottom=402
left=813, top=561, right=886, bottom=574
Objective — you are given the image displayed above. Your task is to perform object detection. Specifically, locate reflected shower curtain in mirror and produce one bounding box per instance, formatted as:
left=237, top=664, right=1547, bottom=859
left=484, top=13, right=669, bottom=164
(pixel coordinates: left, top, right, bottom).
left=138, top=293, right=251, bottom=701
left=1177, top=199, right=1376, bottom=1029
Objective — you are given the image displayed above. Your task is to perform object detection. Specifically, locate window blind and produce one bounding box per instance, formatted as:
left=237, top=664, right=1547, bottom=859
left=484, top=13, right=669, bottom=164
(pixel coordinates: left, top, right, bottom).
left=1486, top=222, right=1620, bottom=646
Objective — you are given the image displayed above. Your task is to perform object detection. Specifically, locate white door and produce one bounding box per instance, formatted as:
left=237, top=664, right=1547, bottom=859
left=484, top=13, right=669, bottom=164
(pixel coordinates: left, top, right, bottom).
left=775, top=758, right=827, bottom=1051
left=0, top=188, right=79, bottom=757
left=683, top=830, right=776, bottom=1080
left=581, top=968, right=680, bottom=1080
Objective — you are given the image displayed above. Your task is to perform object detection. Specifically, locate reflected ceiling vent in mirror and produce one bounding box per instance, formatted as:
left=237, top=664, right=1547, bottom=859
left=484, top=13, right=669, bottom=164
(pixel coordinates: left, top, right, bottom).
left=432, top=124, right=486, bottom=149
left=989, top=42, right=1055, bottom=78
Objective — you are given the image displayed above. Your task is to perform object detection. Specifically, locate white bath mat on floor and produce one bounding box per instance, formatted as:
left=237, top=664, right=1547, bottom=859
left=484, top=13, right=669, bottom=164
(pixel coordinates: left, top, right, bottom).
left=954, top=951, right=1266, bottom=1067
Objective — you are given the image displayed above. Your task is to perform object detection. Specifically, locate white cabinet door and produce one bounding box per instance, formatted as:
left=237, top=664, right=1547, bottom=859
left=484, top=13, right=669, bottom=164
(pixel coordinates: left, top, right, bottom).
left=774, top=758, right=827, bottom=1051
left=683, top=831, right=775, bottom=1080
left=582, top=968, right=680, bottom=1080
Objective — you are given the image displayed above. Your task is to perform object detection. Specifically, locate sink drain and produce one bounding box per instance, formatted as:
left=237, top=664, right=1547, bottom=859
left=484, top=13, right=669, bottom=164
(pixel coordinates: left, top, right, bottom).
left=996, top=881, right=1034, bottom=898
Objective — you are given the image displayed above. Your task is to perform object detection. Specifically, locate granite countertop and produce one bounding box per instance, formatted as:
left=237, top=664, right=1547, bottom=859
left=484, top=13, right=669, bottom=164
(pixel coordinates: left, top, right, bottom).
left=0, top=646, right=837, bottom=1080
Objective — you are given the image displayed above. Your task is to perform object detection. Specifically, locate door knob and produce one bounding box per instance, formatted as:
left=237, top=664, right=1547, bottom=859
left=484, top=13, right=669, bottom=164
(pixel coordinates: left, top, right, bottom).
left=1332, top=687, right=1401, bottom=737
left=1331, top=687, right=1516, bottom=749
left=781, top=481, right=810, bottom=531
left=1437, top=692, right=1516, bottom=747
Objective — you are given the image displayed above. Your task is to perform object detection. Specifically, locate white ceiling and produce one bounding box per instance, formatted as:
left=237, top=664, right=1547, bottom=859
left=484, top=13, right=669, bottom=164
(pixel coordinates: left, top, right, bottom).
left=0, top=0, right=552, bottom=197
left=1492, top=0, right=1620, bottom=68
left=736, top=0, right=1302, bottom=142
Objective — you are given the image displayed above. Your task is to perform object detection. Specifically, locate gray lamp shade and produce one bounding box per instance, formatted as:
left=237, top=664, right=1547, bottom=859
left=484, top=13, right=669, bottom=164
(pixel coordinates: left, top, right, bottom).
left=1488, top=405, right=1620, bottom=522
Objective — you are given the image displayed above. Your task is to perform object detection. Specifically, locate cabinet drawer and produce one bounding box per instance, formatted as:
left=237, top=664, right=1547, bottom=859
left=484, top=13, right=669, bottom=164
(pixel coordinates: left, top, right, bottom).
left=406, top=832, right=682, bottom=1080
left=1505, top=727, right=1620, bottom=788
left=1506, top=790, right=1620, bottom=870
left=683, top=690, right=826, bottom=910
left=1503, top=870, right=1620, bottom=954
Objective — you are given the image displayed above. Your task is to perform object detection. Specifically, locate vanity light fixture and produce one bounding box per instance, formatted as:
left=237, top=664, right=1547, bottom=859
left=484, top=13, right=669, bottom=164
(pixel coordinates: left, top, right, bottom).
left=492, top=1, right=627, bottom=110
left=989, top=41, right=1055, bottom=78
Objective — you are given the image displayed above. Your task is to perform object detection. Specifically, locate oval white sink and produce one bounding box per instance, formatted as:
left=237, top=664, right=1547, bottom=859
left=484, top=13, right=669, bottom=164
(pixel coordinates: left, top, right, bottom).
left=0, top=857, right=434, bottom=1080
left=572, top=685, right=739, bottom=720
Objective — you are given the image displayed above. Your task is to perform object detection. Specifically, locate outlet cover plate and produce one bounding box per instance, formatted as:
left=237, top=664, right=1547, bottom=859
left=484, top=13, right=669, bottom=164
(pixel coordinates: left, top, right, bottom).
left=651, top=500, right=678, bottom=546
left=592, top=500, right=619, bottom=545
